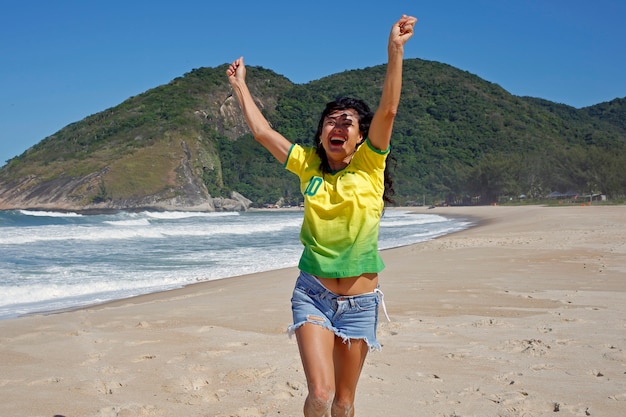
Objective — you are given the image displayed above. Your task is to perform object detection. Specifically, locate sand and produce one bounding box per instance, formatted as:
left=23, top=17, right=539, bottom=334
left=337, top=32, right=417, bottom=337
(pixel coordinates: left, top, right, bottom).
left=0, top=205, right=624, bottom=417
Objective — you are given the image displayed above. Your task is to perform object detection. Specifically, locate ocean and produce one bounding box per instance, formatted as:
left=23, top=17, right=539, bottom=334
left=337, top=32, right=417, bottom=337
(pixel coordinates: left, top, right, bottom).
left=0, top=208, right=473, bottom=320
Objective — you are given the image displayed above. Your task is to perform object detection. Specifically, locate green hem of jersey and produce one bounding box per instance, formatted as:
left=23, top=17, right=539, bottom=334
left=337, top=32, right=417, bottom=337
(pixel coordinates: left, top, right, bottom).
left=366, top=138, right=390, bottom=155
left=283, top=143, right=296, bottom=168
left=298, top=265, right=386, bottom=279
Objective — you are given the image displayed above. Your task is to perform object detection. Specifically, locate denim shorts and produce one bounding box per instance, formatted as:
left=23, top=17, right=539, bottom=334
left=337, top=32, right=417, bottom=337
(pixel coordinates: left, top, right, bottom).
left=287, top=271, right=388, bottom=351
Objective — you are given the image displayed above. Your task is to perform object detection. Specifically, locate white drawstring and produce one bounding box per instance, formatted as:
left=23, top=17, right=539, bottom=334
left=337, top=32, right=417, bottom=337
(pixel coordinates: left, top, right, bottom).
left=375, top=288, right=391, bottom=322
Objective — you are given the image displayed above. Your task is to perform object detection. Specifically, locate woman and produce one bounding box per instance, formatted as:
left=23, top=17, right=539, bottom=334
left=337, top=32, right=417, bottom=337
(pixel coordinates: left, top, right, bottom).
left=226, top=14, right=417, bottom=417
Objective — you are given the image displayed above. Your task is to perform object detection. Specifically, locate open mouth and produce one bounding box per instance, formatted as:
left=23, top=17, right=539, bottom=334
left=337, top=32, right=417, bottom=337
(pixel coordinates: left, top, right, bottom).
left=329, top=137, right=346, bottom=146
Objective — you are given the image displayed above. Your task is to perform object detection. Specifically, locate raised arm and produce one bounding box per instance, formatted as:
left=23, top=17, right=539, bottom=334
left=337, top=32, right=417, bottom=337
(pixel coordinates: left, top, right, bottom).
left=368, top=15, right=417, bottom=152
left=226, top=57, right=292, bottom=164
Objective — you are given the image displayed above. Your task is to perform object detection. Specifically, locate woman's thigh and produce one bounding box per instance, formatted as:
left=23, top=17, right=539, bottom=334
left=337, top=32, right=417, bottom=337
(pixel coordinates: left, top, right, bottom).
left=333, top=337, right=368, bottom=401
left=295, top=323, right=337, bottom=392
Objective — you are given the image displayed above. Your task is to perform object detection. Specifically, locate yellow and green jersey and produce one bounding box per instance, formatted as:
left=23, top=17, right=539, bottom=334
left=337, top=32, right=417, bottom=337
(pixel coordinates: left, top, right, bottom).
left=285, top=140, right=389, bottom=278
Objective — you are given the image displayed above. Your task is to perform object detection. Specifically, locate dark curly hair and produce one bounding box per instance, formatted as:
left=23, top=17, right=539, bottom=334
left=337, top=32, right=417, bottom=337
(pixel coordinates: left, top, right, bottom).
left=314, top=97, right=395, bottom=204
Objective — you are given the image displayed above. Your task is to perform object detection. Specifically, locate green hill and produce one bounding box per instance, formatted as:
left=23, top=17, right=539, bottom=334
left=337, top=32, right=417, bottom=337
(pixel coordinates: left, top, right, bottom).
left=1, top=59, right=625, bottom=211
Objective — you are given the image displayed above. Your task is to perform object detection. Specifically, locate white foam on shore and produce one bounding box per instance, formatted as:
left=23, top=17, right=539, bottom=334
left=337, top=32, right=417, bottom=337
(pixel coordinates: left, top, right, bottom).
left=0, top=209, right=472, bottom=320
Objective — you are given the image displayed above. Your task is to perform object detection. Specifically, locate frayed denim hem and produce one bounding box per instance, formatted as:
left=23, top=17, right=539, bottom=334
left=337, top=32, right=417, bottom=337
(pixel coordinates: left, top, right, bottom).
left=287, top=320, right=382, bottom=352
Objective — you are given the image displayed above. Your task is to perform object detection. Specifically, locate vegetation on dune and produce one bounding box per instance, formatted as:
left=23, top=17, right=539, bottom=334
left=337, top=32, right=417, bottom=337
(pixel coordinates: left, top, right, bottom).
left=1, top=59, right=625, bottom=209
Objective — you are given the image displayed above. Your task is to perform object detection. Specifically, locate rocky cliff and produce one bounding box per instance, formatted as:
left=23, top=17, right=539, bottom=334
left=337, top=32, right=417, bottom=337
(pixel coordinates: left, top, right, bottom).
left=0, top=65, right=287, bottom=212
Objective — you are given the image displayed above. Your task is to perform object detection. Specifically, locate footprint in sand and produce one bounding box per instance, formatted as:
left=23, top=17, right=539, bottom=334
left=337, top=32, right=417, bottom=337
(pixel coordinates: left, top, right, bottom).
left=493, top=371, right=522, bottom=385
left=487, top=390, right=529, bottom=407
left=125, top=339, right=161, bottom=346
left=26, top=376, right=63, bottom=386
left=470, top=318, right=509, bottom=328
left=222, top=367, right=275, bottom=384
left=231, top=407, right=263, bottom=417
left=204, top=349, right=233, bottom=357
left=530, top=363, right=554, bottom=371
left=132, top=354, right=157, bottom=363
left=499, top=339, right=551, bottom=356
left=589, top=369, right=607, bottom=378
left=377, top=320, right=402, bottom=337
left=80, top=352, right=103, bottom=366
left=225, top=341, right=249, bottom=347
left=602, top=345, right=626, bottom=362
left=271, top=380, right=305, bottom=400
left=608, top=392, right=626, bottom=401
left=179, top=376, right=212, bottom=392
left=162, top=376, right=222, bottom=405
left=93, top=379, right=126, bottom=395
left=95, top=404, right=163, bottom=417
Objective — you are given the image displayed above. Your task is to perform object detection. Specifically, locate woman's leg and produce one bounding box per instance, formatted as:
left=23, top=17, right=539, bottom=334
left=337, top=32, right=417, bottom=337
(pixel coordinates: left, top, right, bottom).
left=332, top=338, right=369, bottom=417
left=296, top=323, right=336, bottom=417
left=296, top=323, right=370, bottom=417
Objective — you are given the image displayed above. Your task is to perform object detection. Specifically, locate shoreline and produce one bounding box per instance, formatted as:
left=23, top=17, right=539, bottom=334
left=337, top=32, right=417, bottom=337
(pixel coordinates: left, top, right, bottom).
left=1, top=205, right=624, bottom=416
left=13, top=206, right=477, bottom=321
left=83, top=207, right=484, bottom=310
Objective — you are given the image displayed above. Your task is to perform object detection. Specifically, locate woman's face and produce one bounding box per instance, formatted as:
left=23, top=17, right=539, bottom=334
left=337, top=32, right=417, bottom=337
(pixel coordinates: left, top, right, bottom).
left=319, top=108, right=363, bottom=170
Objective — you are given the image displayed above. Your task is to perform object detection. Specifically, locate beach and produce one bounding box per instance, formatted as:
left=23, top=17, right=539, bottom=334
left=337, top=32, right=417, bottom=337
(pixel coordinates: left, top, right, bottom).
left=0, top=205, right=624, bottom=417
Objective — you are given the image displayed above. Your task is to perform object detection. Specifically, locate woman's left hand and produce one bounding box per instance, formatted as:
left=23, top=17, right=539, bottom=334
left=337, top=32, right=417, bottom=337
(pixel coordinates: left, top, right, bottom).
left=390, top=14, right=417, bottom=48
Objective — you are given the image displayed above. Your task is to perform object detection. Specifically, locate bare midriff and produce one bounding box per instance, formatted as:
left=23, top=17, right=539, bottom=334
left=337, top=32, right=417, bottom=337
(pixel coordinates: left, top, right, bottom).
left=316, top=273, right=379, bottom=296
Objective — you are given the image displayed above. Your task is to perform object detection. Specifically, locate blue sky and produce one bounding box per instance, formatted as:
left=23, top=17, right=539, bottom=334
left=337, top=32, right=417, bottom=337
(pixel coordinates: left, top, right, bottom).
left=1, top=0, right=625, bottom=166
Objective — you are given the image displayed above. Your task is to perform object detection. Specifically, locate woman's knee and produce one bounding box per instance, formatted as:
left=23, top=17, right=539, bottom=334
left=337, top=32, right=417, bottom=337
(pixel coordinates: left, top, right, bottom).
left=306, top=386, right=334, bottom=413
left=331, top=396, right=355, bottom=416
